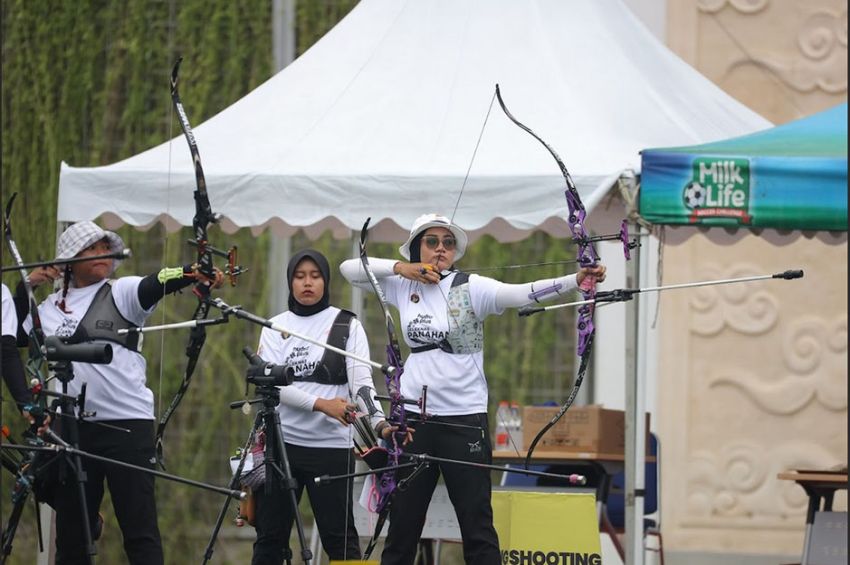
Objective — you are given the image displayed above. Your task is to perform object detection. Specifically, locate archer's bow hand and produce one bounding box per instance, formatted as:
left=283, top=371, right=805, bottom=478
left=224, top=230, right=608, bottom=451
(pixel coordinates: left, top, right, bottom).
left=188, top=265, right=225, bottom=289
left=577, top=264, right=607, bottom=286
left=394, top=262, right=440, bottom=285
left=377, top=421, right=415, bottom=445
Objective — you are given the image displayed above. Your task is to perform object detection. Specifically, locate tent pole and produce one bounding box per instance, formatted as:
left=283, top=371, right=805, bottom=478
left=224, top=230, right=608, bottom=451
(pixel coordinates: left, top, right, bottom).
left=272, top=0, right=295, bottom=70
left=624, top=174, right=646, bottom=565
left=269, top=236, right=291, bottom=314
left=267, top=0, right=296, bottom=315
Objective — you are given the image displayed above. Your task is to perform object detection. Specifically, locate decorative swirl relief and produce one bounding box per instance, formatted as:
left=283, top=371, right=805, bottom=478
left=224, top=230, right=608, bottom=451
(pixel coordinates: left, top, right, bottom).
left=686, top=441, right=841, bottom=521
left=689, top=265, right=781, bottom=336
left=697, top=0, right=769, bottom=14
left=709, top=312, right=848, bottom=414
left=723, top=8, right=848, bottom=94
left=827, top=316, right=848, bottom=353
left=710, top=368, right=800, bottom=413
left=798, top=10, right=848, bottom=59
left=783, top=315, right=848, bottom=374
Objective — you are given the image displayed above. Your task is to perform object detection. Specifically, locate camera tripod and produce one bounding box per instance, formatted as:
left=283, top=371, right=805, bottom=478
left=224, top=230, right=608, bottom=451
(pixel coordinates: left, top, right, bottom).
left=0, top=419, right=55, bottom=564
left=1, top=358, right=99, bottom=565
left=1, top=358, right=248, bottom=565
left=203, top=381, right=312, bottom=564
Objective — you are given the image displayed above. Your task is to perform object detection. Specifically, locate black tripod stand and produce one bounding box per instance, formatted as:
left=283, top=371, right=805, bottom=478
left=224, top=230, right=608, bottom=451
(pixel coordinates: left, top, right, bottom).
left=203, top=350, right=312, bottom=564
left=0, top=414, right=56, bottom=564
left=2, top=337, right=250, bottom=564
left=45, top=359, right=99, bottom=564
left=2, top=336, right=114, bottom=565
left=1, top=361, right=101, bottom=565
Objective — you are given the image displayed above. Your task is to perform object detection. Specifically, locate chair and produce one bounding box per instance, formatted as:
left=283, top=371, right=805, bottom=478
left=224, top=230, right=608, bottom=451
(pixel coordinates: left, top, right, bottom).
left=603, top=432, right=664, bottom=565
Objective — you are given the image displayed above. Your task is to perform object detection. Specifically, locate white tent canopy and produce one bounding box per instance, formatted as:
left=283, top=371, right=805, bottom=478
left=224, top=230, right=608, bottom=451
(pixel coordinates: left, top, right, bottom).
left=58, top=0, right=770, bottom=242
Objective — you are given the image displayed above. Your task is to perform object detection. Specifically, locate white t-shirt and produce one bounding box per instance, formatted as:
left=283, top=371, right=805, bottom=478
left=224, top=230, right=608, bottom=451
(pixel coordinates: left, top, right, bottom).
left=24, top=278, right=156, bottom=421
left=257, top=306, right=382, bottom=449
left=380, top=272, right=503, bottom=416
left=2, top=284, right=17, bottom=338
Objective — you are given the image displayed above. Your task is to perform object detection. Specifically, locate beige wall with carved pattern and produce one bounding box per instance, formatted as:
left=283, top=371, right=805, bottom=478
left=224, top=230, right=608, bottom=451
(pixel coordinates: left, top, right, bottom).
left=654, top=0, right=847, bottom=555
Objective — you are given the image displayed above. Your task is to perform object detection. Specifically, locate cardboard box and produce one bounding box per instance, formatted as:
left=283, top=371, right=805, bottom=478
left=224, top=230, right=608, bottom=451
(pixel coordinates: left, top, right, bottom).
left=521, top=405, right=650, bottom=455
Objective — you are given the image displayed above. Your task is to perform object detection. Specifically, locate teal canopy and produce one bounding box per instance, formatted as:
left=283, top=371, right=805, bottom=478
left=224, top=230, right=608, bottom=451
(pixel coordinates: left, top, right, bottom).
left=639, top=104, right=848, bottom=231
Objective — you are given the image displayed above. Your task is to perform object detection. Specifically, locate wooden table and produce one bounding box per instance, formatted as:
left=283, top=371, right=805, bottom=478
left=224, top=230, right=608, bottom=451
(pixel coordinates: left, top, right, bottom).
left=778, top=470, right=848, bottom=565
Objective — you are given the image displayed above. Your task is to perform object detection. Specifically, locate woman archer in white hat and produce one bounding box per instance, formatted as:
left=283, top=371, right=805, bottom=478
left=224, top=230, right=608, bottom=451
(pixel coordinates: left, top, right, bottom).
left=21, top=220, right=222, bottom=565
left=340, top=213, right=606, bottom=565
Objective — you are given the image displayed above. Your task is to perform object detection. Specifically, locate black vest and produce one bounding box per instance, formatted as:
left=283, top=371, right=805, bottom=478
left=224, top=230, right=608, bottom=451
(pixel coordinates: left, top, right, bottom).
left=292, top=309, right=355, bottom=385
left=69, top=281, right=141, bottom=352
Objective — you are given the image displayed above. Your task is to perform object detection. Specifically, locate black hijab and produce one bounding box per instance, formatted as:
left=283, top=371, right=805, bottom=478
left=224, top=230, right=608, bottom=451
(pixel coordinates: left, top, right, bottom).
left=409, top=233, right=424, bottom=263
left=287, top=249, right=331, bottom=316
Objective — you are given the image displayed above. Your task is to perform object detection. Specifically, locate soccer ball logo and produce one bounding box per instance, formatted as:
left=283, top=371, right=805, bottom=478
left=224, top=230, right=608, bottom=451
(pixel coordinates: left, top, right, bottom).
left=683, top=181, right=706, bottom=209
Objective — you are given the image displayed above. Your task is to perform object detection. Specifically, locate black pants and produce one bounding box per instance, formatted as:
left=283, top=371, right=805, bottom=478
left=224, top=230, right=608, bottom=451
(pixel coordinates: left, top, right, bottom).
left=252, top=443, right=361, bottom=564
left=382, top=413, right=500, bottom=565
left=54, top=419, right=163, bottom=565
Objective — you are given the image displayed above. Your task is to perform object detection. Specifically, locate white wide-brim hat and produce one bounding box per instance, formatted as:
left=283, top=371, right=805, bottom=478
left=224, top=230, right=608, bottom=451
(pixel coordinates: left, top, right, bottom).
left=54, top=221, right=125, bottom=275
left=399, top=214, right=468, bottom=262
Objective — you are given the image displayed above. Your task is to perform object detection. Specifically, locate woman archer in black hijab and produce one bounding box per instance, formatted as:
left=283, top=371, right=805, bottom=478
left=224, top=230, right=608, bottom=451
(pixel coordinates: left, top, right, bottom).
left=249, top=249, right=386, bottom=564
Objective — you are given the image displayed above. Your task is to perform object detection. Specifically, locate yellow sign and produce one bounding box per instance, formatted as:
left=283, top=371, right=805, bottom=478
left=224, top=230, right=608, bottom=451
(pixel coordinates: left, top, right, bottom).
left=493, top=491, right=601, bottom=564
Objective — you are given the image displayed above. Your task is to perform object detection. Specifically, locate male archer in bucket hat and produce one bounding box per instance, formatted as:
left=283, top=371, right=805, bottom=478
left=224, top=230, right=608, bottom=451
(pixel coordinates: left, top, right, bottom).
left=19, top=220, right=223, bottom=565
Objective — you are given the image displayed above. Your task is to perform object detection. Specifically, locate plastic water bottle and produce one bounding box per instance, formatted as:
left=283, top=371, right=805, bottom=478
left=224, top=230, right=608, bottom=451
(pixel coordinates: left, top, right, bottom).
left=509, top=401, right=523, bottom=450
left=494, top=401, right=511, bottom=450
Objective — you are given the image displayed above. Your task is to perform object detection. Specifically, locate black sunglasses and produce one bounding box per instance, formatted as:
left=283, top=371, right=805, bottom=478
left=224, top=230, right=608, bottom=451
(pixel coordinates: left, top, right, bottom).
left=422, top=235, right=457, bottom=251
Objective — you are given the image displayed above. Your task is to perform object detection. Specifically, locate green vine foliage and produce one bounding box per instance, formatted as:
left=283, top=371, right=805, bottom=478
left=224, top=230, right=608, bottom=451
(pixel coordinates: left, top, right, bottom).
left=2, top=1, right=577, bottom=562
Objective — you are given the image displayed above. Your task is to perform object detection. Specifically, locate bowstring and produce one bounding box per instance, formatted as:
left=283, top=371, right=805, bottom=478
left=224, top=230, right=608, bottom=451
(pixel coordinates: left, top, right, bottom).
left=440, top=87, right=523, bottom=457
left=343, top=314, right=361, bottom=561
left=158, top=62, right=176, bottom=433
left=448, top=89, right=496, bottom=225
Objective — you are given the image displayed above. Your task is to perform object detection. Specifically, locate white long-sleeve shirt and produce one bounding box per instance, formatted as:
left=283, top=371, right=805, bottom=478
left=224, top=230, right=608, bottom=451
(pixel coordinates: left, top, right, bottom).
left=339, top=259, right=578, bottom=415
left=257, top=306, right=384, bottom=448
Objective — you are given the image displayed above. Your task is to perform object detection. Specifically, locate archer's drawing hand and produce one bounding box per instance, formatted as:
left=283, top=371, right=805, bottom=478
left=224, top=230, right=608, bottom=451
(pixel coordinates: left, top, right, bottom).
left=314, top=397, right=357, bottom=426
left=27, top=266, right=61, bottom=288
left=394, top=262, right=439, bottom=285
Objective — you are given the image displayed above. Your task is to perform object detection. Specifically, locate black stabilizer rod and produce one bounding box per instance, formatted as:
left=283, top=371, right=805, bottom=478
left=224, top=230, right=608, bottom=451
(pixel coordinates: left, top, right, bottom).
left=773, top=270, right=804, bottom=279
left=518, top=306, right=544, bottom=317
